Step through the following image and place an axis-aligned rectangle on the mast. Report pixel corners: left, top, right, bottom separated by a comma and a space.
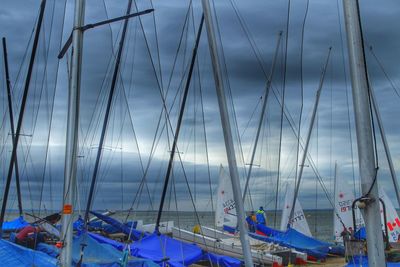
201, 0, 253, 265
83, 0, 133, 227
288, 48, 332, 226
155, 15, 204, 231
2, 37, 23, 216
242, 31, 282, 201
0, 0, 46, 238
342, 0, 386, 265
333, 161, 337, 239
60, 0, 85, 265
370, 87, 400, 208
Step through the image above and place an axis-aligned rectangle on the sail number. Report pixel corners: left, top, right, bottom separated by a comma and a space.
223, 199, 235, 214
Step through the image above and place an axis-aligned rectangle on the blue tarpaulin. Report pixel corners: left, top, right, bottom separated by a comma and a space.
346, 255, 400, 266
130, 233, 204, 267
354, 227, 366, 240
73, 233, 158, 267
90, 211, 145, 240
90, 212, 241, 266
36, 232, 158, 267
2, 216, 29, 231
251, 223, 344, 259
90, 230, 241, 266
206, 252, 241, 267
0, 239, 57, 267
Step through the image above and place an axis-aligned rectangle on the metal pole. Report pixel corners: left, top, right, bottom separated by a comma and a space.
333, 161, 337, 239
342, 0, 386, 265
0, 0, 46, 238
83, 0, 133, 227
242, 31, 282, 201
2, 37, 23, 216
155, 15, 204, 231
201, 0, 253, 265
370, 86, 400, 208
60, 0, 85, 265
288, 48, 332, 226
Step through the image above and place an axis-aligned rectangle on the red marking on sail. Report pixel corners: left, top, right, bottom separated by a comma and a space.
387, 218, 400, 231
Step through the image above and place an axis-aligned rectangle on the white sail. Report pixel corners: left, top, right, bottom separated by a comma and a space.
379, 188, 400, 242
280, 184, 312, 237
215, 165, 237, 228
333, 178, 364, 242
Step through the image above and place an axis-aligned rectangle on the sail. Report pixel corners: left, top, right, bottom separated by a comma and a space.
333, 176, 364, 242
280, 184, 312, 237
379, 188, 400, 242
215, 165, 237, 228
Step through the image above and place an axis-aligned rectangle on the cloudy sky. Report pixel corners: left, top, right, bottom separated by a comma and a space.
1, 0, 400, 219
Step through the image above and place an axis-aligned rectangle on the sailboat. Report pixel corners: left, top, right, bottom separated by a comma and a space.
280, 184, 312, 237
350, 188, 400, 244
333, 165, 364, 243
172, 165, 307, 265
171, 165, 297, 266
251, 196, 345, 261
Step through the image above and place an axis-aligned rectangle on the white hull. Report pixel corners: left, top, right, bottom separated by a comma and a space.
172, 226, 288, 266
136, 220, 174, 234
200, 226, 307, 262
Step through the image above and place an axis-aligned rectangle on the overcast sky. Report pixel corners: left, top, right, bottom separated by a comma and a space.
1, 0, 400, 217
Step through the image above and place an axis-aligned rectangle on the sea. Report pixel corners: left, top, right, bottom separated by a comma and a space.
6, 209, 336, 242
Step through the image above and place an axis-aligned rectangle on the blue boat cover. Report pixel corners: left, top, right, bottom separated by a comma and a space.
0, 239, 57, 267
129, 233, 204, 267
73, 216, 105, 234
346, 255, 400, 267
354, 227, 366, 240
35, 233, 158, 267
90, 212, 241, 266
88, 232, 126, 251
206, 252, 241, 267
223, 225, 236, 234
90, 211, 145, 240
73, 232, 158, 267
251, 223, 345, 259
90, 231, 241, 267
2, 216, 29, 231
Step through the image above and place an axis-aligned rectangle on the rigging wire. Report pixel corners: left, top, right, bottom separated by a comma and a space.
124, 1, 194, 220
355, 0, 380, 198
37, 0, 67, 216
294, 0, 309, 207
211, 0, 255, 210
274, 0, 291, 228
368, 46, 400, 99
336, 0, 357, 196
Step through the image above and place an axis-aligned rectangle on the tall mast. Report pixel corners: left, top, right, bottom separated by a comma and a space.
155, 15, 204, 231
201, 0, 253, 265
342, 0, 385, 265
333, 161, 338, 238
0, 0, 46, 238
370, 87, 400, 208
60, 0, 85, 265
2, 37, 23, 216
288, 48, 331, 226
83, 0, 133, 227
242, 31, 282, 201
